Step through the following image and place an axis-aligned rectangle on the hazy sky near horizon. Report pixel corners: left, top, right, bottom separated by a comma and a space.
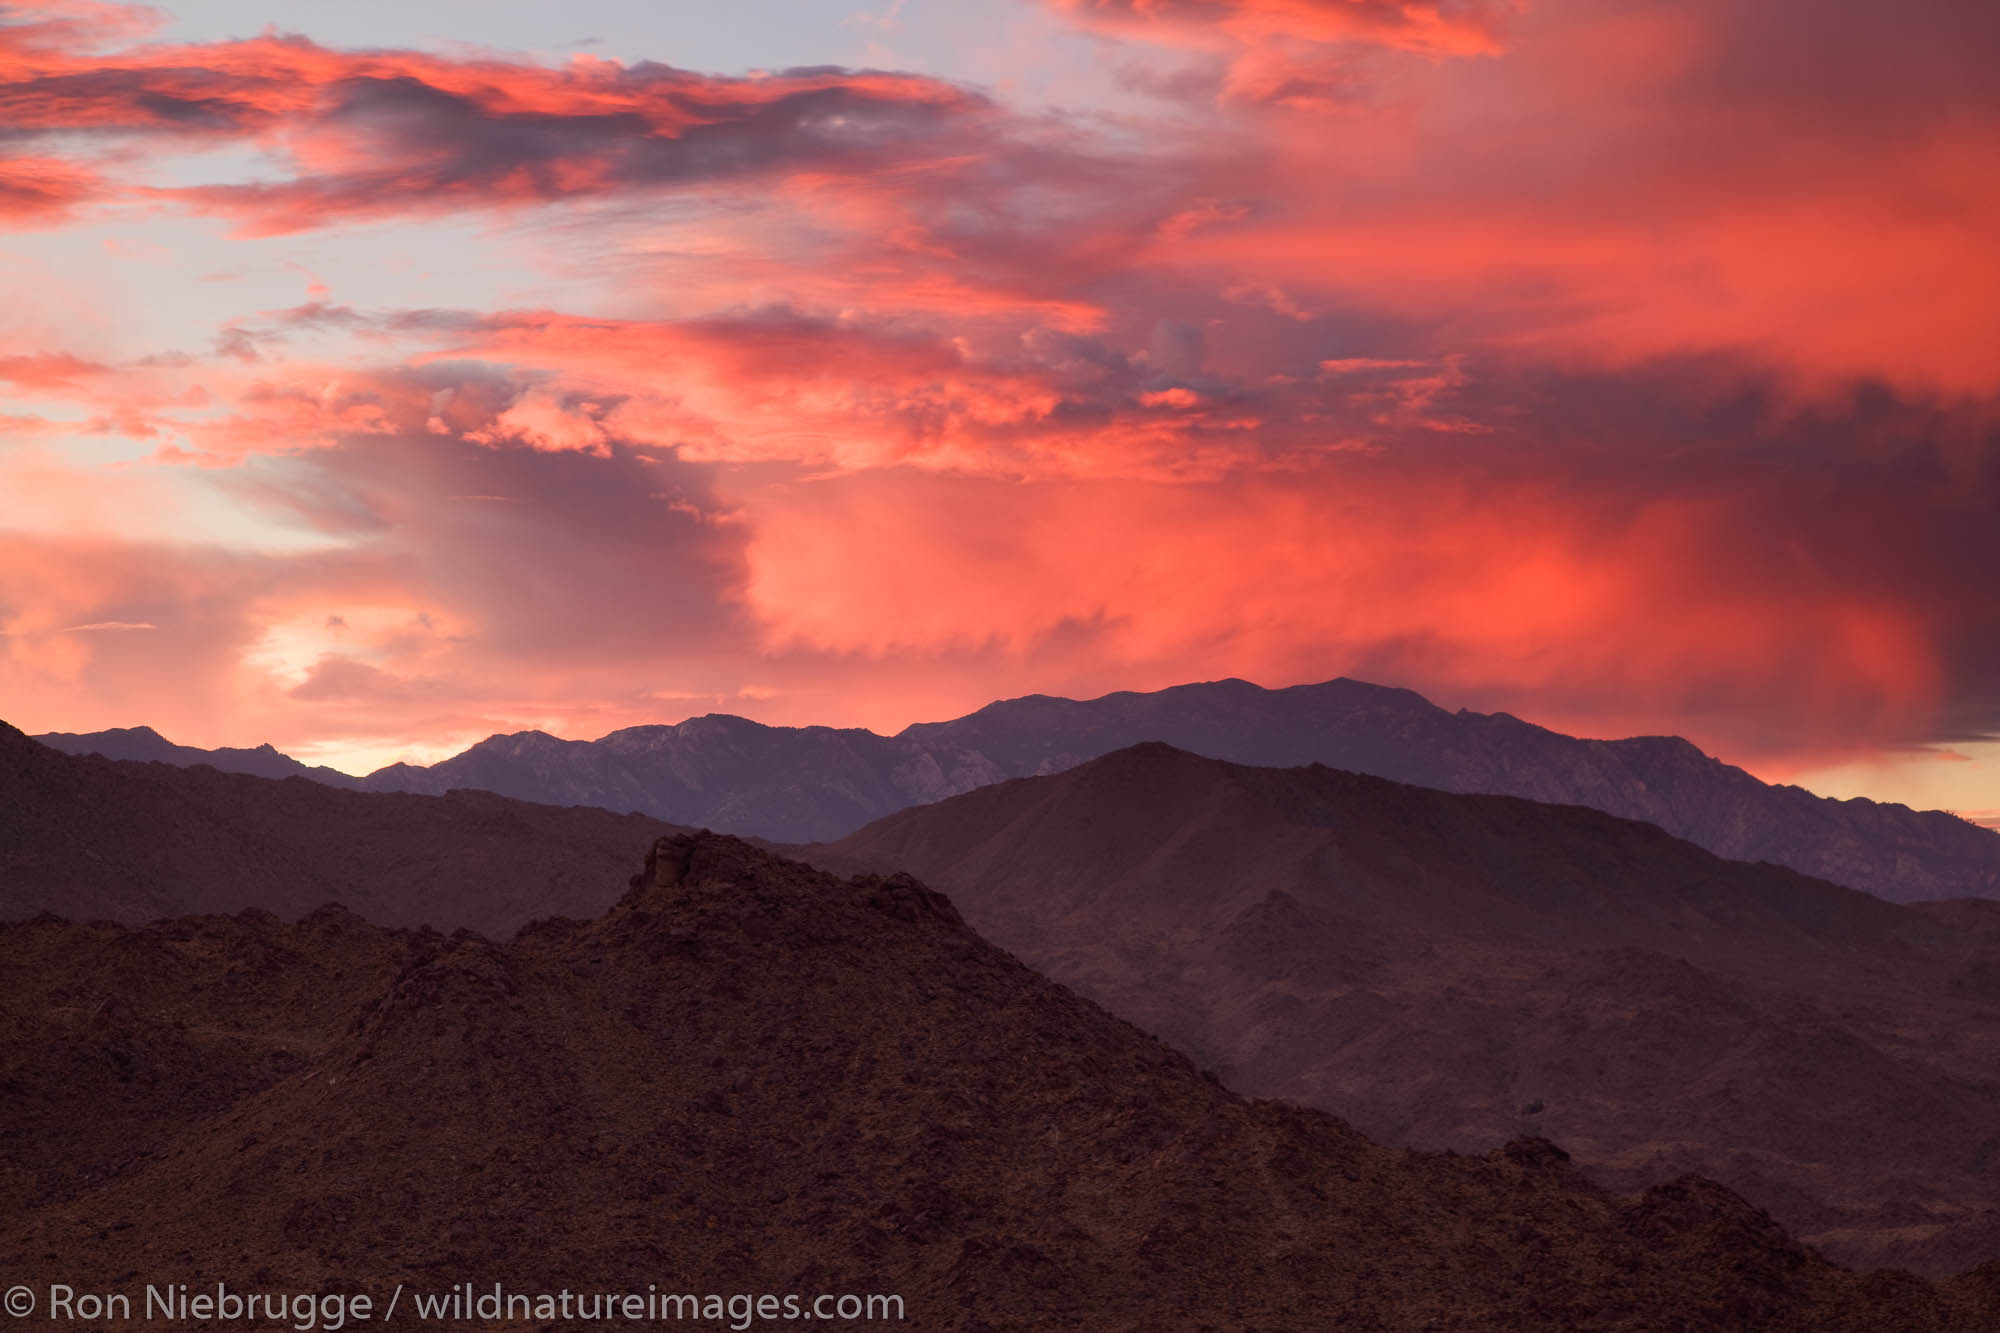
1, 0, 1996, 823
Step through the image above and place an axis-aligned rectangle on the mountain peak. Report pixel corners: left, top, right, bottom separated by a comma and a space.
677, 712, 759, 732
1170, 675, 1263, 693
478, 727, 562, 745
1103, 738, 1195, 759
621, 831, 965, 933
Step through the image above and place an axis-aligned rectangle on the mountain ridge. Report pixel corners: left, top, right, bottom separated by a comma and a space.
35, 675, 2000, 901
32, 723, 368, 788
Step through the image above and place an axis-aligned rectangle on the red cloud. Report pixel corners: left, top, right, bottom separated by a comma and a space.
0, 155, 98, 223
741, 462, 1961, 774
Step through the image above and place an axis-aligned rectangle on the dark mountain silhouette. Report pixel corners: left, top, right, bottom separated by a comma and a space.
34, 723, 365, 787
0, 720, 676, 936
39, 677, 2000, 901
5, 831, 1995, 1331
819, 743, 2000, 1277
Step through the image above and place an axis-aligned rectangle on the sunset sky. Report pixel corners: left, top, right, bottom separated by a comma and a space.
2, 0, 1996, 823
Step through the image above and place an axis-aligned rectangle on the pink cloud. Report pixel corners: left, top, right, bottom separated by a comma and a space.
0, 351, 108, 388
1, 0, 1996, 802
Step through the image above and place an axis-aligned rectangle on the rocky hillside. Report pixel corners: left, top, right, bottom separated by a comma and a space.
819, 743, 2000, 1277
5, 832, 1993, 1331
42, 677, 2000, 900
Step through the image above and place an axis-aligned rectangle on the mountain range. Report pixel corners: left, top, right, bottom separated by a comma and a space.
14, 713, 2000, 1282
7, 829, 1996, 1330
815, 743, 2000, 1278
38, 676, 2000, 902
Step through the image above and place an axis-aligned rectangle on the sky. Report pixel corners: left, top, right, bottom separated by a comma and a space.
1, 0, 1996, 825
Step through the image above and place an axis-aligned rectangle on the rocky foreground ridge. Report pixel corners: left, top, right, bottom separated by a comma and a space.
5, 832, 1998, 1331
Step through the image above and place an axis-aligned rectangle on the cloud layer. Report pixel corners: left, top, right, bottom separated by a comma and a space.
2, 0, 1996, 811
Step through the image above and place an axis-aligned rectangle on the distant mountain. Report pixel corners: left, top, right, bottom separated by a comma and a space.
40, 676, 2000, 899
0, 720, 675, 936
7, 830, 1994, 1330
819, 743, 2000, 1276
353, 713, 1009, 841
900, 678, 2000, 904
33, 723, 366, 787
